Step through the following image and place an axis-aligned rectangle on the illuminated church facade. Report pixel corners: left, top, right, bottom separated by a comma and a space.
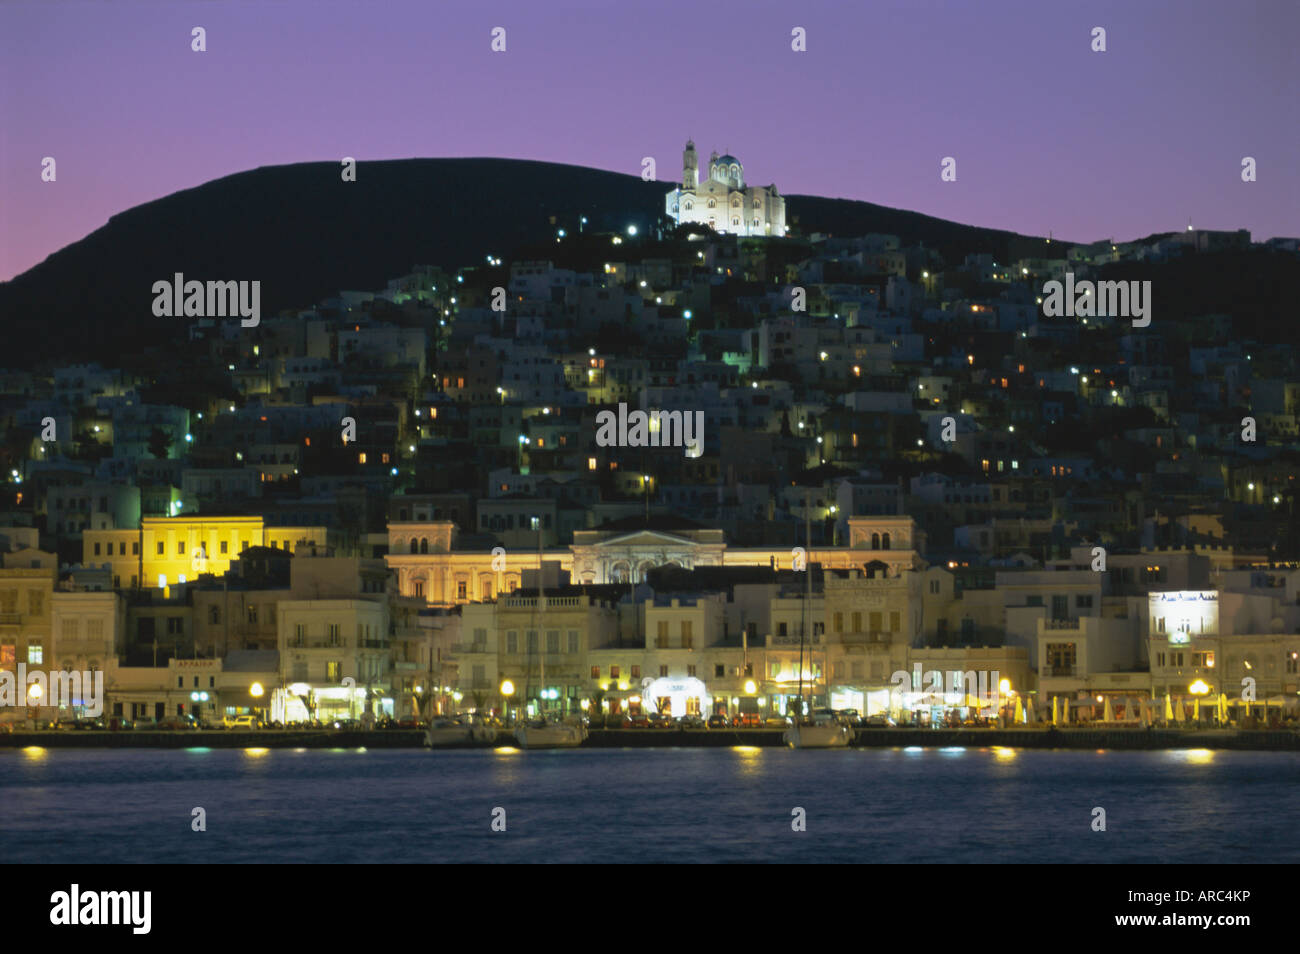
664, 140, 786, 237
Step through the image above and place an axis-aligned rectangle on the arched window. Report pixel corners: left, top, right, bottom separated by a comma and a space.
684, 200, 693, 210
731, 197, 740, 207
409, 537, 418, 554
871, 532, 881, 549
882, 532, 891, 550
707, 198, 716, 208
732, 218, 740, 226
420, 538, 429, 554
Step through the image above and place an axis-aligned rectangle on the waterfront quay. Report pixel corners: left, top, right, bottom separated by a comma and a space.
4, 726, 1300, 751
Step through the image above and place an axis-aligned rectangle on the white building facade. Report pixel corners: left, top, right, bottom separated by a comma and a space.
665, 141, 786, 237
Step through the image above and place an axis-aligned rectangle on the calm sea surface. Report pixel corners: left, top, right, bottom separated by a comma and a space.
2, 745, 1297, 863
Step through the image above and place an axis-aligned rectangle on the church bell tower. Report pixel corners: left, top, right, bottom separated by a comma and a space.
682, 140, 698, 190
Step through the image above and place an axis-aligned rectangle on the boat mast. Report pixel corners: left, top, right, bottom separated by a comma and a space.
537, 519, 545, 718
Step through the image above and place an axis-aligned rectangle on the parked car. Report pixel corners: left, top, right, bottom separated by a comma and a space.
156, 715, 200, 731
647, 712, 676, 729
330, 719, 363, 731
731, 713, 763, 728
765, 714, 793, 728
678, 715, 706, 729
224, 714, 261, 730
395, 716, 424, 729
622, 714, 651, 728
811, 708, 838, 726
706, 713, 730, 729
106, 714, 134, 731
862, 714, 896, 727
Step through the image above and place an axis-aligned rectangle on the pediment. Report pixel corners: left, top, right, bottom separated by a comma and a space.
587, 530, 700, 549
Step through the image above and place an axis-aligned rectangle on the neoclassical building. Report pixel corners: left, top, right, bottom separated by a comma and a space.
385, 516, 924, 607
665, 140, 786, 237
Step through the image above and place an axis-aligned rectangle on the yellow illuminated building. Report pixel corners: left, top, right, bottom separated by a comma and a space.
83, 516, 328, 590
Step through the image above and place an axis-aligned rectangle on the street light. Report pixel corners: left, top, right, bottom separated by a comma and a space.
501, 679, 515, 725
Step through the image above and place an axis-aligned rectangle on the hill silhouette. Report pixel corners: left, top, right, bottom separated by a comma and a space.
1, 157, 1060, 368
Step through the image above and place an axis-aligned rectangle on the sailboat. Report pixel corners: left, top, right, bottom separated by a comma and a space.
514, 528, 587, 750
784, 491, 851, 750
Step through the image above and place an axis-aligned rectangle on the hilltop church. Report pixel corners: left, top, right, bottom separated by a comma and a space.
665, 140, 786, 238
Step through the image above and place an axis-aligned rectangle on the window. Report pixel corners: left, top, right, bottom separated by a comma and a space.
659, 665, 669, 677
546, 631, 560, 654
687, 665, 696, 677
1076, 595, 1093, 609
526, 631, 537, 653
132, 541, 140, 555
778, 622, 788, 637
177, 541, 185, 555
715, 664, 725, 678
327, 623, 340, 643
27, 644, 43, 665
833, 612, 843, 633
929, 580, 940, 594
247, 606, 258, 624
94, 543, 101, 556
167, 616, 183, 635
630, 665, 641, 679
208, 606, 220, 625
413, 581, 424, 598
568, 630, 579, 654
681, 621, 693, 648
591, 666, 600, 679
157, 541, 165, 555
507, 631, 518, 654
327, 661, 342, 682
457, 581, 467, 600
890, 611, 901, 632
610, 665, 620, 679
220, 541, 228, 554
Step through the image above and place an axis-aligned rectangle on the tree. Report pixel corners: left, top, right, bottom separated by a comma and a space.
147, 427, 172, 460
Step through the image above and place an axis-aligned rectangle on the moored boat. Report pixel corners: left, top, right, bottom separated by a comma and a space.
424, 718, 495, 748
783, 721, 852, 748
513, 719, 587, 749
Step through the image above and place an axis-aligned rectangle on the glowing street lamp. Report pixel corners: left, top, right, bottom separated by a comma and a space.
501, 679, 515, 725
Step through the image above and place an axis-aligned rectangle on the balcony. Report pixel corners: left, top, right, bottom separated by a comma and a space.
841, 631, 893, 647
501, 596, 583, 609
1044, 618, 1081, 630
451, 642, 491, 654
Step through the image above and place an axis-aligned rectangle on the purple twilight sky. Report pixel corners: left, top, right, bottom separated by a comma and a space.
1, 0, 1296, 282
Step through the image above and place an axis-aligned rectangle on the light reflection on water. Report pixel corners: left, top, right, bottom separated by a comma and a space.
0, 746, 1295, 863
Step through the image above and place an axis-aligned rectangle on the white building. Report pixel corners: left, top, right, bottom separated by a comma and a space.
665, 141, 786, 237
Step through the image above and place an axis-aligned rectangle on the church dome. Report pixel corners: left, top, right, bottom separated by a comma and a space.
714, 154, 740, 167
